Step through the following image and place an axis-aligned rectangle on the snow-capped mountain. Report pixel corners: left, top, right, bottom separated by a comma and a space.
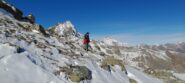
0, 5, 185, 83
48, 21, 80, 37
54, 21, 77, 36
101, 37, 128, 47
0, 12, 162, 83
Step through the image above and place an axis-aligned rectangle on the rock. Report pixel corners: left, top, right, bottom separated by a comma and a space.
34, 24, 48, 36
5, 30, 11, 37
58, 65, 92, 82
16, 46, 25, 53
72, 66, 92, 80
47, 27, 56, 35
17, 23, 32, 31
0, 0, 23, 20
0, 1, 36, 24
129, 78, 137, 83
99, 52, 106, 56
27, 14, 35, 24
33, 40, 37, 44
55, 21, 79, 37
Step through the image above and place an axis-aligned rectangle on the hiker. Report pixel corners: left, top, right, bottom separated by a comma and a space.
83, 32, 90, 51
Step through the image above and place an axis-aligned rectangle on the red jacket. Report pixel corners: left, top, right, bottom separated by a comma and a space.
83, 39, 89, 44
83, 34, 90, 44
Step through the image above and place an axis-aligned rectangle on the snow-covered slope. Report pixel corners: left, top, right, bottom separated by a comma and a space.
0, 44, 61, 83
0, 10, 185, 83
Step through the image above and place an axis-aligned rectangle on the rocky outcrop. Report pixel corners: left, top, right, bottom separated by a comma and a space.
55, 65, 92, 82
0, 0, 35, 24
49, 21, 80, 37
0, 0, 23, 20
47, 27, 57, 36
34, 24, 48, 36
27, 14, 35, 24
22, 14, 35, 24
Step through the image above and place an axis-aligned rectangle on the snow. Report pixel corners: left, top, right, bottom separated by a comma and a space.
0, 44, 15, 58
173, 73, 185, 81
145, 49, 169, 60
0, 11, 178, 83
55, 21, 77, 37
32, 30, 40, 33
85, 59, 129, 83
0, 44, 62, 83
126, 66, 163, 83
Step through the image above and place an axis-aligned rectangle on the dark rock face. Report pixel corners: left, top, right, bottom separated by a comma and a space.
16, 47, 25, 53
27, 14, 35, 24
0, 0, 35, 24
23, 14, 35, 24
0, 0, 23, 20
35, 24, 48, 36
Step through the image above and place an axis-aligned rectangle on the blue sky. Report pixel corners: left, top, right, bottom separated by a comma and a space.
6, 0, 185, 45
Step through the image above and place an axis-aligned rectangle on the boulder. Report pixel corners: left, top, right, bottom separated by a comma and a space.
34, 24, 48, 36
27, 14, 35, 24
71, 66, 92, 81
47, 27, 57, 35
58, 65, 92, 82
16, 46, 25, 53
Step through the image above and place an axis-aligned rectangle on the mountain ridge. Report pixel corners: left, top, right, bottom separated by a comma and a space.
0, 1, 185, 83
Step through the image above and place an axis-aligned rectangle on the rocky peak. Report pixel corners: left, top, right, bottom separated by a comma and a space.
48, 21, 80, 38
